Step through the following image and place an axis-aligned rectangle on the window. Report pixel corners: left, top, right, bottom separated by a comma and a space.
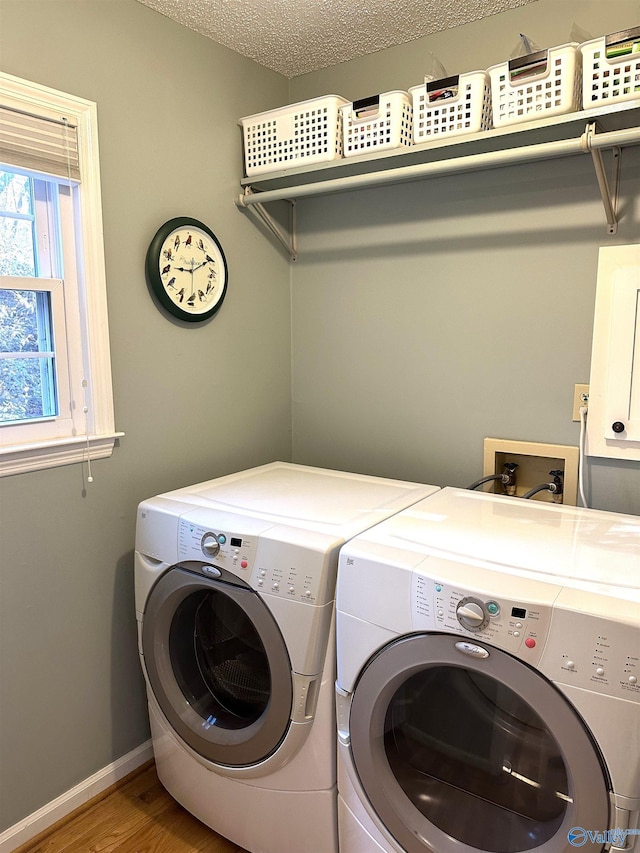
0, 72, 121, 476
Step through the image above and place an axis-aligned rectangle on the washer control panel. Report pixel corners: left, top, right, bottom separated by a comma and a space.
412, 572, 552, 666
178, 519, 255, 576
246, 538, 328, 605
178, 515, 328, 605
251, 563, 319, 603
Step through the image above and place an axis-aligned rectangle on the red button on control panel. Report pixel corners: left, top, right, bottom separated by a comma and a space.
241, 560, 248, 569
525, 638, 536, 649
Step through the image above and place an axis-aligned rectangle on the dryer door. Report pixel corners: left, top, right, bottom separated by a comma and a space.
142, 564, 292, 766
349, 633, 611, 853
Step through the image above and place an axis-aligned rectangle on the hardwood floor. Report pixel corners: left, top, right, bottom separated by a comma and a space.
14, 761, 249, 853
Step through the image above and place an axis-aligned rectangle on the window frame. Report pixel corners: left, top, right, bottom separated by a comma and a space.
0, 71, 122, 477
0, 275, 70, 433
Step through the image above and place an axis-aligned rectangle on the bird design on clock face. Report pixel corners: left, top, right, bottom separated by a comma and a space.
146, 217, 228, 322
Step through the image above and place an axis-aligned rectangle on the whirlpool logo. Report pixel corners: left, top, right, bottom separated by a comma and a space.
568, 827, 640, 847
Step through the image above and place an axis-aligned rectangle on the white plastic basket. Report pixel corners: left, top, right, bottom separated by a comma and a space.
239, 95, 348, 177
487, 43, 582, 127
409, 72, 492, 142
581, 27, 640, 109
341, 91, 413, 157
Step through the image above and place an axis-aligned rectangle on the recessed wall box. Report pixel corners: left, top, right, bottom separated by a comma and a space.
483, 438, 579, 505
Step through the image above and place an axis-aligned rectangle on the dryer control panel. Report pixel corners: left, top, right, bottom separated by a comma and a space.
539, 603, 640, 703
411, 555, 558, 666
411, 555, 640, 702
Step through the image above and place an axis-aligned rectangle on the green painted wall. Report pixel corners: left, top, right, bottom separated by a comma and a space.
0, 0, 290, 831
288, 0, 640, 514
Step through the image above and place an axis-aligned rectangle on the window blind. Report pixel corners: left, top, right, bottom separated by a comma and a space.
0, 105, 80, 181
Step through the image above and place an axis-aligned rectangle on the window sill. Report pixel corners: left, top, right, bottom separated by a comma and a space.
0, 432, 125, 477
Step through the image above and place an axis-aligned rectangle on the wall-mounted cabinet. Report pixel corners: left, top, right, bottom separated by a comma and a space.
588, 244, 640, 462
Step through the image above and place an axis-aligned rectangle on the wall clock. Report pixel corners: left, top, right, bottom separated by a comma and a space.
146, 217, 228, 322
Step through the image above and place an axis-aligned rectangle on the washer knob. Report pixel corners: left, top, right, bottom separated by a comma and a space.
612, 421, 626, 434
201, 533, 221, 558
456, 600, 487, 630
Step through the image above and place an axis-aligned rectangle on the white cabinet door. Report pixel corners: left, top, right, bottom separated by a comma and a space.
588, 244, 640, 459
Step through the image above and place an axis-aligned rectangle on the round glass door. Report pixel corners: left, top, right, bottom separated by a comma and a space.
143, 566, 293, 766
349, 634, 610, 853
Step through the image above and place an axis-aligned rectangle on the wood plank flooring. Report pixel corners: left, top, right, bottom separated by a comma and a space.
14, 761, 249, 853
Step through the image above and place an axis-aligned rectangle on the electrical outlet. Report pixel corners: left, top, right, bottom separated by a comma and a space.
572, 384, 590, 421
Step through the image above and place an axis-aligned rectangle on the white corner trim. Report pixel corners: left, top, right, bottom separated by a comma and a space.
0, 740, 153, 853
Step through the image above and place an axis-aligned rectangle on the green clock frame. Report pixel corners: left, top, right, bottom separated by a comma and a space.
146, 217, 228, 323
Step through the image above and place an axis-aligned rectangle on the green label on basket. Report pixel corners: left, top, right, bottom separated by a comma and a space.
605, 39, 640, 59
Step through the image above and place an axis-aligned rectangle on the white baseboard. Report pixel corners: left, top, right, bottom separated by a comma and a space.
0, 740, 153, 853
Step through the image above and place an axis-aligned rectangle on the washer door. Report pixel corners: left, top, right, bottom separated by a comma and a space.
349, 633, 610, 853
142, 564, 293, 766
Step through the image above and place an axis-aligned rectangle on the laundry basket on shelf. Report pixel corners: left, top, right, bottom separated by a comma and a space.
239, 95, 348, 177
487, 43, 582, 127
410, 72, 492, 141
580, 27, 640, 109
341, 91, 413, 157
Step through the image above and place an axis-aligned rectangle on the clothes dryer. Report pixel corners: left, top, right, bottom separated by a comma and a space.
336, 487, 640, 853
134, 462, 438, 853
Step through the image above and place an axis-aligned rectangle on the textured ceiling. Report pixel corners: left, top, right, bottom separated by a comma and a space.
135, 0, 538, 78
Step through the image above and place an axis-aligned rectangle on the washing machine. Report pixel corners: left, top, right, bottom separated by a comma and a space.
336, 486, 640, 853
134, 462, 438, 853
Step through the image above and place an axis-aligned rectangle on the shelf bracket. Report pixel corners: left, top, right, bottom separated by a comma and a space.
583, 122, 621, 235
237, 187, 297, 260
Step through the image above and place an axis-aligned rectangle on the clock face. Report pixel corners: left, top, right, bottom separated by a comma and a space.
146, 217, 228, 322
